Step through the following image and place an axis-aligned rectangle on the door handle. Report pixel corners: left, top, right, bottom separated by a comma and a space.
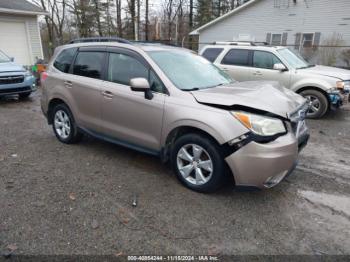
253, 71, 263, 76
64, 81, 73, 88
101, 90, 114, 98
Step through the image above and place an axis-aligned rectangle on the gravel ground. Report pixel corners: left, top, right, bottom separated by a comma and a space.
0, 91, 350, 257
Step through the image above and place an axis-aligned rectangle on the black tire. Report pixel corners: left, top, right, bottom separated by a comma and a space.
300, 89, 328, 119
51, 103, 83, 144
18, 92, 31, 99
171, 133, 228, 193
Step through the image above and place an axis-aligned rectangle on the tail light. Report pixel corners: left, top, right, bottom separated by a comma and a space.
41, 71, 48, 83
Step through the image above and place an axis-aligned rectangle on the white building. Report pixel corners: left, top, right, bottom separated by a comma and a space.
190, 0, 350, 65
0, 0, 47, 66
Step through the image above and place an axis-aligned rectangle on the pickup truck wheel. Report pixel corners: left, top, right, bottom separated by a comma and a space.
300, 89, 328, 118
52, 104, 83, 144
171, 133, 227, 193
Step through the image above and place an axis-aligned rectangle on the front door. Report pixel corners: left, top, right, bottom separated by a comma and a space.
100, 50, 165, 152
251, 50, 291, 88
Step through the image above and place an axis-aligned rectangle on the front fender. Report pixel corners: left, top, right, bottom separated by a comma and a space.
162, 119, 228, 146
291, 78, 333, 93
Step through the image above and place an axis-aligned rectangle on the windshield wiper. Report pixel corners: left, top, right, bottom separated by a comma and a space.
182, 83, 230, 91
182, 87, 200, 91
298, 64, 315, 69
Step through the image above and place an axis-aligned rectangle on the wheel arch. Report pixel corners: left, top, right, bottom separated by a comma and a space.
161, 124, 226, 164
47, 97, 70, 124
295, 86, 330, 105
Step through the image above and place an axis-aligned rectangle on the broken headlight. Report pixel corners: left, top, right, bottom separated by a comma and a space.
232, 111, 286, 137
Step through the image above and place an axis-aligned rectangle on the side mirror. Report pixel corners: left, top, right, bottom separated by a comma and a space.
273, 63, 287, 71
130, 77, 153, 100
10, 57, 14, 62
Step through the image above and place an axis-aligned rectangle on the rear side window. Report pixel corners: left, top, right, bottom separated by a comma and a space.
73, 52, 105, 79
53, 48, 77, 73
202, 48, 223, 62
221, 49, 250, 66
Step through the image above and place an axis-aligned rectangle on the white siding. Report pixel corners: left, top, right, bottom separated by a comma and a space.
0, 13, 43, 65
198, 0, 350, 51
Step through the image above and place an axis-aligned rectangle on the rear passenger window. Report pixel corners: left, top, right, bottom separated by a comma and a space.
202, 48, 223, 62
53, 48, 77, 73
221, 49, 250, 66
73, 52, 105, 79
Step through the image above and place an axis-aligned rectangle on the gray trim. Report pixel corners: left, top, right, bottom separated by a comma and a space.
0, 0, 45, 14
282, 32, 288, 46
266, 33, 272, 44
295, 33, 301, 50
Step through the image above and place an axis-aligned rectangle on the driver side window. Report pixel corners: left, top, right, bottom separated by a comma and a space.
253, 51, 282, 70
108, 52, 165, 93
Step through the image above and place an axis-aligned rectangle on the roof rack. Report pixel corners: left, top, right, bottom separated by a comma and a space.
213, 41, 270, 46
69, 37, 132, 44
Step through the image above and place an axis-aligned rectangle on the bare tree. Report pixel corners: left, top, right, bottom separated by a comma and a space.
127, 0, 136, 39
145, 0, 149, 40
116, 0, 123, 37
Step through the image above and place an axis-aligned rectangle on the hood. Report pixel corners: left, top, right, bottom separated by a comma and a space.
191, 81, 306, 118
0, 62, 25, 73
299, 65, 350, 80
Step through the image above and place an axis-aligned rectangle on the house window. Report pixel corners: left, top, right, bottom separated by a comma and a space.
271, 34, 282, 45
301, 33, 314, 48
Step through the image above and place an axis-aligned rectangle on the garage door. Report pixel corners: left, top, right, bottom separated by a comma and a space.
0, 20, 31, 65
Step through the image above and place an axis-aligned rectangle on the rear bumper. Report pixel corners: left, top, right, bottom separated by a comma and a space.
0, 76, 36, 96
225, 132, 309, 189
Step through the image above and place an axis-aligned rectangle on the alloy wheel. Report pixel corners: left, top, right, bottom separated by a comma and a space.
54, 110, 71, 139
176, 144, 213, 185
305, 95, 321, 117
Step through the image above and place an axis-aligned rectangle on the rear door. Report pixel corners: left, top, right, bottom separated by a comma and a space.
251, 50, 291, 88
100, 47, 165, 152
217, 48, 253, 81
68, 47, 106, 131
201, 47, 224, 63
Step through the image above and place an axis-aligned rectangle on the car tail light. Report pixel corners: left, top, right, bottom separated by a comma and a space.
41, 71, 48, 83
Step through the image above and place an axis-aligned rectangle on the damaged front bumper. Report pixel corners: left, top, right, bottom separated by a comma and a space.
225, 103, 310, 189
328, 88, 349, 109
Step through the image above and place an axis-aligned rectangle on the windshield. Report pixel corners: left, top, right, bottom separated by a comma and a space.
0, 50, 11, 63
277, 48, 311, 69
148, 50, 234, 90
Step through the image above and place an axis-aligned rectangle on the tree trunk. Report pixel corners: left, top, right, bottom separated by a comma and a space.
116, 0, 123, 37
145, 0, 149, 41
93, 0, 103, 36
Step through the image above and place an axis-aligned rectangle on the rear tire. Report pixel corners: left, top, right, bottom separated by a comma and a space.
171, 133, 227, 193
300, 89, 328, 118
52, 104, 83, 144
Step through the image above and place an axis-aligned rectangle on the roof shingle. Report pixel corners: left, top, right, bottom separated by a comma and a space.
0, 0, 46, 14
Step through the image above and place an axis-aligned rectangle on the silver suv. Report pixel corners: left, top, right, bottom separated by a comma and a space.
41, 41, 309, 192
201, 42, 350, 118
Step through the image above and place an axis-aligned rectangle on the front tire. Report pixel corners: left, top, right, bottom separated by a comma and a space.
300, 89, 328, 118
52, 104, 83, 144
171, 133, 227, 193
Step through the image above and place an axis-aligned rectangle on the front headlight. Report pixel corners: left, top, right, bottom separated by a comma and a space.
24, 71, 33, 77
232, 111, 286, 137
336, 80, 350, 90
